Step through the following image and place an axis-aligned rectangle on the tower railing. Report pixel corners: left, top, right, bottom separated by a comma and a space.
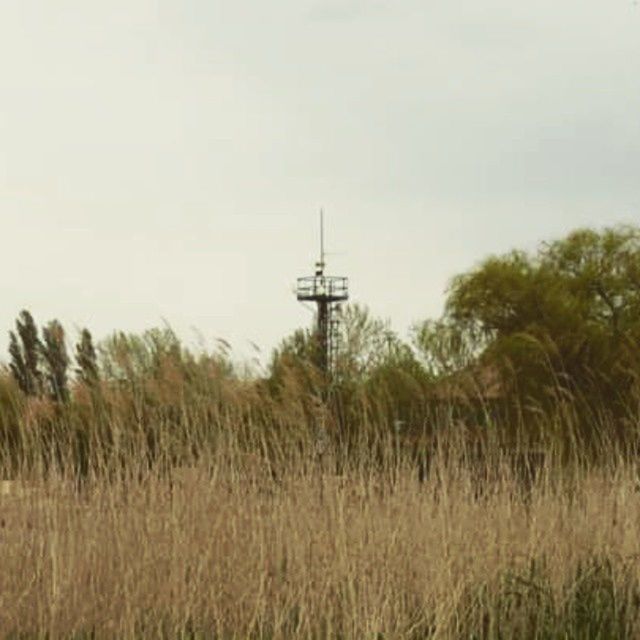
296, 275, 348, 302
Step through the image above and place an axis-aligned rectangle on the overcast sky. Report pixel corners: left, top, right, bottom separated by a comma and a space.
1, 0, 639, 363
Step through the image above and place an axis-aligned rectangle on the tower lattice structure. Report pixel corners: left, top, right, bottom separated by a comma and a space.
296, 212, 348, 378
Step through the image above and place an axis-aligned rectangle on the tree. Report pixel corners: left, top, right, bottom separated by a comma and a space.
336, 304, 398, 380
41, 320, 70, 403
75, 328, 99, 386
8, 310, 42, 396
437, 225, 640, 410
541, 227, 640, 337
267, 327, 323, 397
412, 318, 487, 378
8, 331, 28, 395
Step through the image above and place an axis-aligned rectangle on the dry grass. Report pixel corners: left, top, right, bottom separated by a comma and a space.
1, 454, 640, 639
1, 339, 639, 638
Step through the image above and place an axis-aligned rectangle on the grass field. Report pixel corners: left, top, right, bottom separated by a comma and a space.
1, 327, 640, 638
1, 428, 640, 639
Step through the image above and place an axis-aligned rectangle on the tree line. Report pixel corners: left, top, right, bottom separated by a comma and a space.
272, 224, 640, 447
7, 311, 98, 403
6, 224, 640, 421
2, 224, 640, 476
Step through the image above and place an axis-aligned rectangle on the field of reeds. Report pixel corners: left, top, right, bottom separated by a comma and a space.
1, 326, 640, 639
2, 425, 640, 638
2, 450, 640, 639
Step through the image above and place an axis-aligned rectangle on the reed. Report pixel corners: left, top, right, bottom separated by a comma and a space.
1, 337, 639, 638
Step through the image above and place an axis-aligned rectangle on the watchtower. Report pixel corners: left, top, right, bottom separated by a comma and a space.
296, 211, 349, 377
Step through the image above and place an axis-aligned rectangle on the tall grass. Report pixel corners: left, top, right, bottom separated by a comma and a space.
1, 334, 640, 638
2, 450, 640, 638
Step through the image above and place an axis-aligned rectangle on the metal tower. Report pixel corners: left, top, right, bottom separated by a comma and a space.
296, 211, 349, 378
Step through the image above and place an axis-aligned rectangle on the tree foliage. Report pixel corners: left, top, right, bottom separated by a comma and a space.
41, 320, 70, 403
3, 225, 640, 465
439, 225, 640, 411
9, 310, 42, 396
75, 328, 99, 387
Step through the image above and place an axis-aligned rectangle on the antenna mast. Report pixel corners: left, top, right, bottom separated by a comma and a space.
296, 210, 349, 378
319, 208, 325, 269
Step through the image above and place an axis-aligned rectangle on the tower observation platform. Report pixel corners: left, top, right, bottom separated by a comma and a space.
296, 274, 348, 303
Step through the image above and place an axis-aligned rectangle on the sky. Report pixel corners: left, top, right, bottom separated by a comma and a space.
1, 0, 639, 364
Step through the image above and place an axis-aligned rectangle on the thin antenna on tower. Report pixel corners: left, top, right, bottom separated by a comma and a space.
320, 208, 325, 268
316, 209, 325, 276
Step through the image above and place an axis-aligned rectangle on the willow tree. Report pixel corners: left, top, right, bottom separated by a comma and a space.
428, 226, 640, 430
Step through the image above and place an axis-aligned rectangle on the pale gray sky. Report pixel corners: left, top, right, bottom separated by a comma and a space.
1, 0, 639, 362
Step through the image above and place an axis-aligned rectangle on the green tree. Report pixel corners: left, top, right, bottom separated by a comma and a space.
8, 310, 42, 396
75, 328, 99, 386
41, 320, 70, 403
412, 318, 487, 378
267, 327, 323, 396
337, 303, 397, 380
437, 225, 640, 411
8, 332, 28, 395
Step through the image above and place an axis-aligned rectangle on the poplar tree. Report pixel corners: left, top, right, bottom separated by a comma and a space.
75, 328, 99, 386
8, 331, 29, 394
41, 320, 70, 403
8, 310, 42, 396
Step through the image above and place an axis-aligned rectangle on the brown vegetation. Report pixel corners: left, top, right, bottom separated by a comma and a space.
3, 225, 640, 636
1, 439, 639, 638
